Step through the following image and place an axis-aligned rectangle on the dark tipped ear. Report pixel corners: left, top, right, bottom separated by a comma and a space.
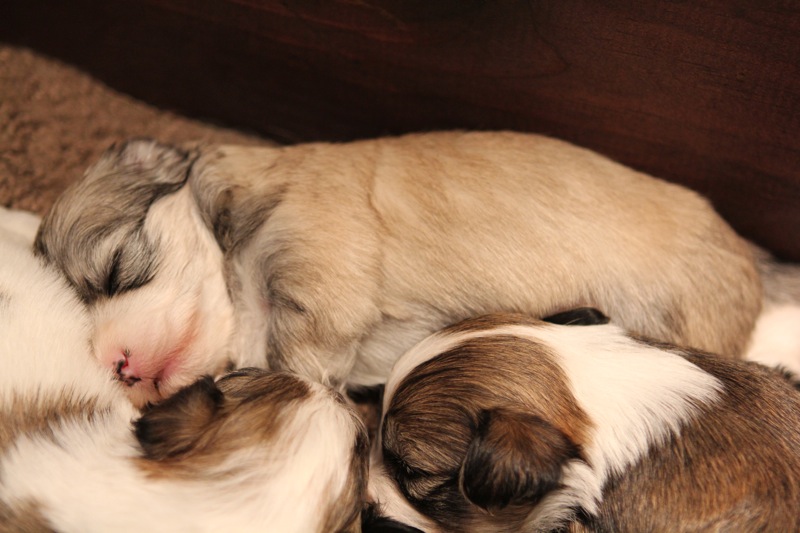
134, 376, 223, 460
459, 408, 581, 512
104, 139, 194, 182
543, 307, 610, 326
360, 503, 425, 533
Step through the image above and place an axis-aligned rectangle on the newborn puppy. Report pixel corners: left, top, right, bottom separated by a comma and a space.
34, 131, 762, 405
372, 311, 800, 532
0, 215, 367, 532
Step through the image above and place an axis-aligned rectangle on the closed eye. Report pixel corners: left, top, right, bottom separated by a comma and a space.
383, 447, 427, 478
100, 235, 157, 299
105, 248, 124, 297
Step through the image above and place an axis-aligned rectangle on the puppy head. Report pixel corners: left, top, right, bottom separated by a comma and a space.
135, 368, 369, 533
377, 314, 591, 531
374, 311, 724, 531
35, 140, 236, 407
35, 139, 192, 302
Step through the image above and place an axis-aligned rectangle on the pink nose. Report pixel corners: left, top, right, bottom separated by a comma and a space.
115, 350, 141, 387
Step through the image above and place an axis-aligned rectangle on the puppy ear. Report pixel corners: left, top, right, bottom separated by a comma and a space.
543, 307, 610, 326
459, 408, 581, 512
104, 138, 194, 183
134, 376, 223, 460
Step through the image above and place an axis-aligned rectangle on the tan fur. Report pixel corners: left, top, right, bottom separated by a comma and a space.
193, 132, 761, 382
37, 131, 763, 396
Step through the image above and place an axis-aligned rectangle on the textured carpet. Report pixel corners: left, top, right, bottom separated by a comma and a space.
0, 45, 271, 216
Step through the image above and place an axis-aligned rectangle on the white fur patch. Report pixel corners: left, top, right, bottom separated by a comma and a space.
0, 382, 360, 533
745, 303, 800, 375
0, 216, 124, 410
91, 187, 235, 405
0, 207, 41, 245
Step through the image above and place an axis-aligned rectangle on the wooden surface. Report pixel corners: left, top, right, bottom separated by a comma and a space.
3, 0, 799, 259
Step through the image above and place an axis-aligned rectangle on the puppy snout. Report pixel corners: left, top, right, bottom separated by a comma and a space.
114, 349, 142, 387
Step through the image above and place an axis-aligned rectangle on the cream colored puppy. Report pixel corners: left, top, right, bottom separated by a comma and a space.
35, 131, 762, 405
0, 210, 367, 533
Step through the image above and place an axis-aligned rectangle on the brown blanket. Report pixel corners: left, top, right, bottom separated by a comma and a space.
0, 45, 270, 216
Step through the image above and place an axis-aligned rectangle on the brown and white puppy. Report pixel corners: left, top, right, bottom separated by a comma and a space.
0, 211, 367, 533
371, 311, 800, 532
34, 131, 762, 405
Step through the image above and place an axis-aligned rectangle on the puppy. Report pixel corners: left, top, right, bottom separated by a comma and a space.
0, 214, 367, 533
371, 311, 800, 532
34, 131, 762, 405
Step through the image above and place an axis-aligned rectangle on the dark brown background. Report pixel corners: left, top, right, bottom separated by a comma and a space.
3, 0, 799, 259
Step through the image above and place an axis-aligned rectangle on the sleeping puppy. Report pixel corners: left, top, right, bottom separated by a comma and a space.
34, 131, 763, 405
371, 310, 800, 532
0, 215, 367, 533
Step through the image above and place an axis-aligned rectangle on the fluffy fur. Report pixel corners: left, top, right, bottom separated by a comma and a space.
371, 312, 800, 532
35, 131, 763, 405
745, 245, 800, 374
0, 208, 367, 533
745, 303, 800, 375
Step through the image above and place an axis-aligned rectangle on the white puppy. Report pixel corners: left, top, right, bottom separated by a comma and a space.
0, 209, 367, 533
370, 311, 800, 532
34, 131, 763, 405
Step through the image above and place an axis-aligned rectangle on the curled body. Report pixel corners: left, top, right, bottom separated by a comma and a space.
370, 311, 800, 532
0, 210, 367, 533
35, 131, 762, 405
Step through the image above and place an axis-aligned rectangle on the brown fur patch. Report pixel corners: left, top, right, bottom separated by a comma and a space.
0, 394, 101, 453
134, 369, 312, 479
439, 312, 545, 336
0, 500, 55, 533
